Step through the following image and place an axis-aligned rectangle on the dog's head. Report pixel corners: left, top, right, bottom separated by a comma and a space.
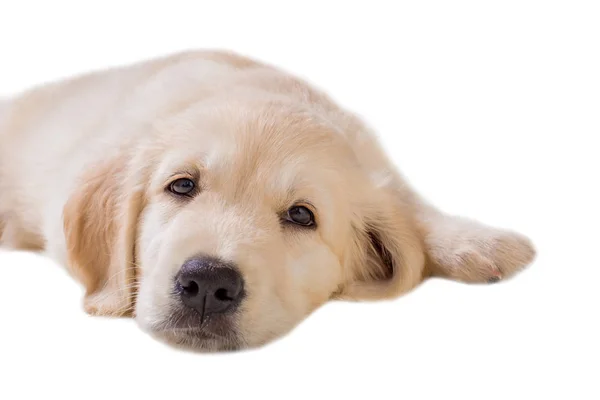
63, 100, 424, 351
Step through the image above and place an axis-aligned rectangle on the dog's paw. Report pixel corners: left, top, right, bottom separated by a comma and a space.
83, 291, 133, 317
428, 218, 536, 283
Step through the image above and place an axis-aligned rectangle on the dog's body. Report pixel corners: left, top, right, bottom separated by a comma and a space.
0, 51, 535, 351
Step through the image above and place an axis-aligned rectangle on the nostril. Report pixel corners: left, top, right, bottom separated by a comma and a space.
177, 257, 245, 317
214, 288, 234, 302
181, 280, 200, 296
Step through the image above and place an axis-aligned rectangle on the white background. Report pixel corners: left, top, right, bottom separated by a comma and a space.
0, 1, 598, 399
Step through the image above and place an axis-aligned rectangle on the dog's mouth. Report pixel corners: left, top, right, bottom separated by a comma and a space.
154, 327, 241, 352
147, 306, 243, 352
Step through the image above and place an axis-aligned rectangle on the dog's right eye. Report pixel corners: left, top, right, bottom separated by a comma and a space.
284, 205, 316, 227
169, 178, 196, 196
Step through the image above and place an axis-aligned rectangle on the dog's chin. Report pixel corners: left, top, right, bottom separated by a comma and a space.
152, 328, 242, 352
139, 305, 245, 352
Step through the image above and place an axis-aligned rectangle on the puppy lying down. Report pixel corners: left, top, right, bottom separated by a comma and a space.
0, 51, 535, 351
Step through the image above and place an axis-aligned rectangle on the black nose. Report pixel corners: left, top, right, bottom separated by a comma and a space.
176, 257, 244, 319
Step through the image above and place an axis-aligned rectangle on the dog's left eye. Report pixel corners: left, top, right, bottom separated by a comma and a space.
169, 178, 196, 196
285, 206, 315, 227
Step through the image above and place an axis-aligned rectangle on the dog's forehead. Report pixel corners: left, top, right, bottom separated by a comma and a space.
152, 102, 364, 204
205, 128, 346, 199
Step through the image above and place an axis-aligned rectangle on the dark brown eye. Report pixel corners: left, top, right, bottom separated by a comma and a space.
286, 206, 315, 227
169, 178, 195, 196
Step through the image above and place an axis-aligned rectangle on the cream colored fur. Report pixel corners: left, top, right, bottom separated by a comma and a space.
0, 51, 535, 351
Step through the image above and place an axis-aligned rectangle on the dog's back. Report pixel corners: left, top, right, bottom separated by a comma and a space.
0, 60, 170, 251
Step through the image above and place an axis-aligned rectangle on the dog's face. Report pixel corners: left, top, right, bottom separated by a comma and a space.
63, 101, 424, 351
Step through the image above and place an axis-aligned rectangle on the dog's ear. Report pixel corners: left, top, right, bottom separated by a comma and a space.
338, 193, 426, 301
63, 155, 145, 316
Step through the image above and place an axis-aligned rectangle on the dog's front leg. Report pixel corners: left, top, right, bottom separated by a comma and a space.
411, 200, 536, 284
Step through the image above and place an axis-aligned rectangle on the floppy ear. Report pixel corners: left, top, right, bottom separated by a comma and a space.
339, 195, 426, 301
63, 156, 145, 316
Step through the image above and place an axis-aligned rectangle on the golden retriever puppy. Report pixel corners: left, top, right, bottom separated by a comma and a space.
0, 51, 535, 351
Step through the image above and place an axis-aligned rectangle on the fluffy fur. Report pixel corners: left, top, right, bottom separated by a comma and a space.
0, 51, 535, 351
